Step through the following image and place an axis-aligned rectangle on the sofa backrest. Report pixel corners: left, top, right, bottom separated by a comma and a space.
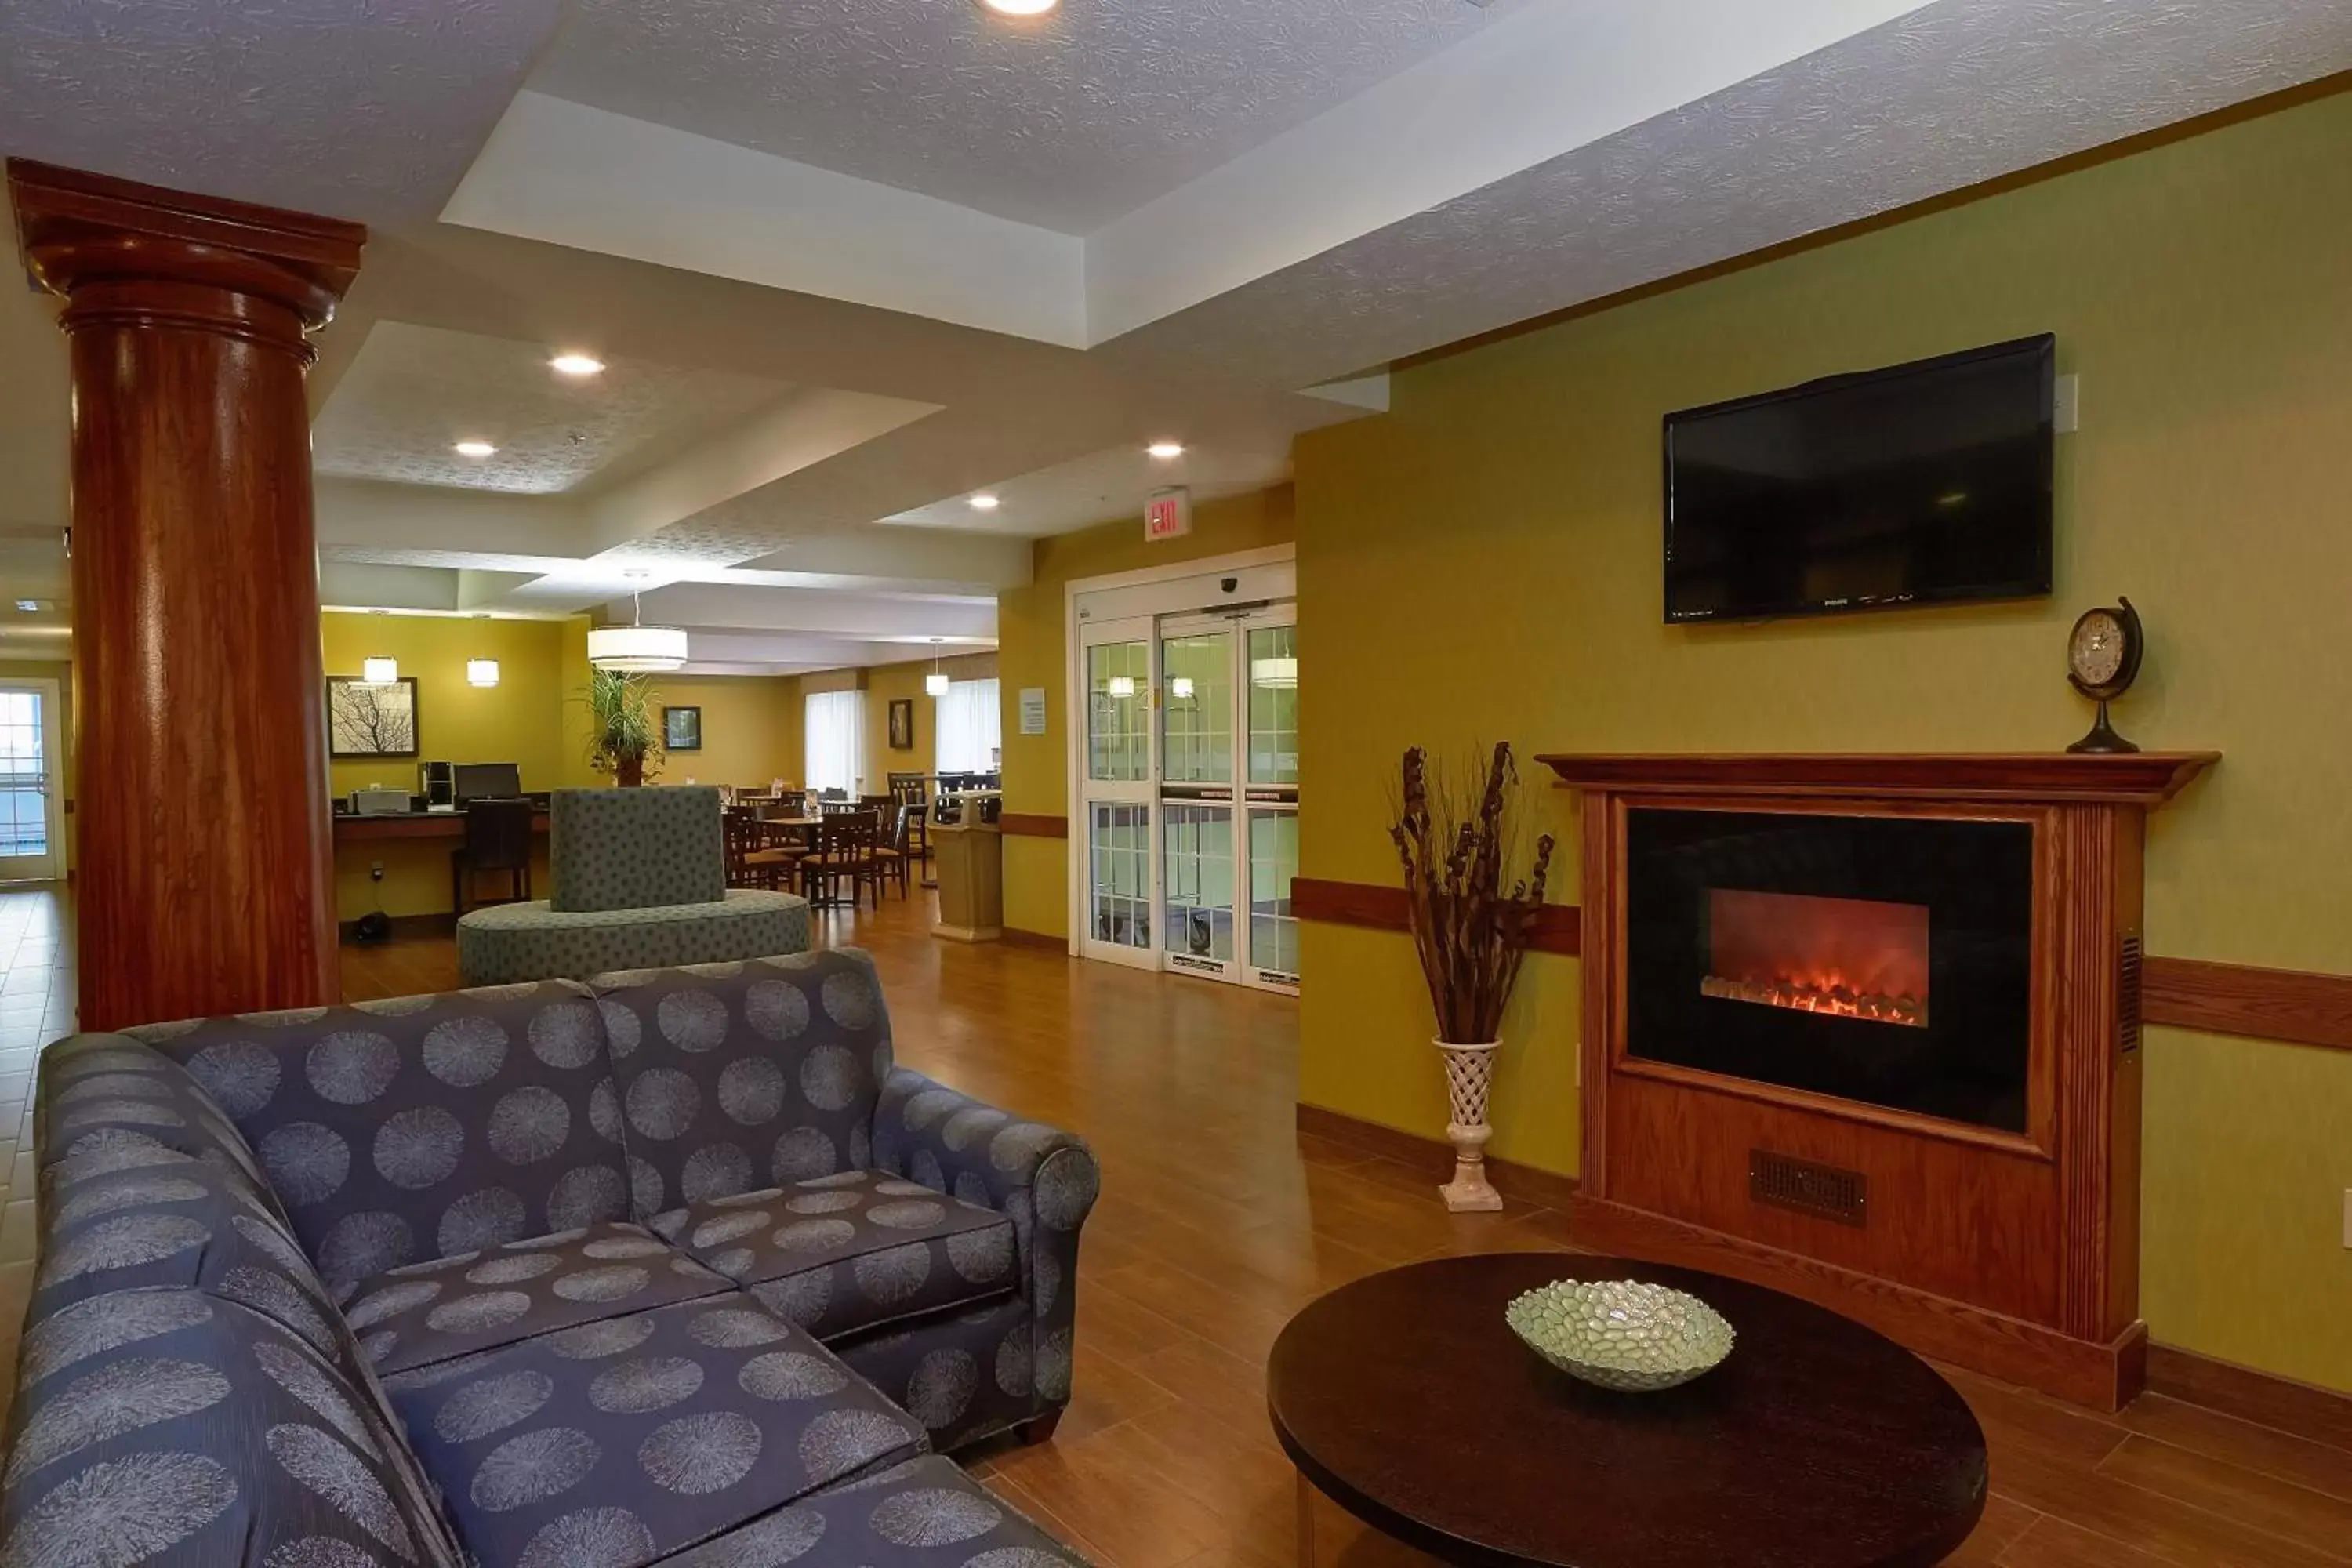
589, 948, 895, 1223
4, 1287, 465, 1566
550, 785, 726, 913
139, 979, 630, 1294
11, 1036, 466, 1566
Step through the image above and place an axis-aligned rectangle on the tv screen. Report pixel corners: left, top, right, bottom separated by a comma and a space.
1664, 335, 2054, 622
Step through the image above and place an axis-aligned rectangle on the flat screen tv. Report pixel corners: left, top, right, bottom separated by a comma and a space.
1664, 335, 2054, 622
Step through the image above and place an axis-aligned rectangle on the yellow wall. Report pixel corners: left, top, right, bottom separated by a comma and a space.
646, 673, 802, 793
324, 615, 800, 920
0, 656, 74, 873
322, 614, 568, 920
996, 486, 1297, 936
321, 613, 569, 798
850, 652, 999, 791
860, 662, 929, 794
1293, 89, 2352, 1389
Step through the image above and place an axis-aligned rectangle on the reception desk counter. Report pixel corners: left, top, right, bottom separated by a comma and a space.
332, 809, 553, 929
334, 809, 550, 843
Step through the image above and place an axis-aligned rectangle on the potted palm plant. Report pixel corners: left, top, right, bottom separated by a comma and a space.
584, 667, 663, 787
1391, 742, 1555, 1211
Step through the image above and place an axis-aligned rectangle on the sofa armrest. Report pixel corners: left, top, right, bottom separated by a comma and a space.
871, 1066, 1099, 1405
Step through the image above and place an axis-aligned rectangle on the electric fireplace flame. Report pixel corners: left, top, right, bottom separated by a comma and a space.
1703, 888, 1930, 1029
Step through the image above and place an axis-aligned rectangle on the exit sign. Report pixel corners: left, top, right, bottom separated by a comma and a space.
1144, 486, 1192, 542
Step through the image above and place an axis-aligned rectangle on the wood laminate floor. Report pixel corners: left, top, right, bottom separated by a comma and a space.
4, 880, 2350, 1565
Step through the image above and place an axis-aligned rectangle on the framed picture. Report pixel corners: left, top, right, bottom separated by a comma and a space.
887, 698, 915, 750
326, 676, 419, 758
664, 706, 702, 752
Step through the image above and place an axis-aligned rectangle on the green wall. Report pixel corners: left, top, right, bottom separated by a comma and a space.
1294, 89, 2352, 1390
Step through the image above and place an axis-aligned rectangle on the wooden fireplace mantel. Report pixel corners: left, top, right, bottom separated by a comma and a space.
1548, 747, 2216, 1410
1536, 751, 2219, 804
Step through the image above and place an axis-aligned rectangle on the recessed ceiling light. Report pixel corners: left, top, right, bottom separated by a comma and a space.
1146, 441, 1185, 459
968, 494, 1001, 511
454, 439, 497, 458
981, 0, 1058, 15
550, 353, 605, 377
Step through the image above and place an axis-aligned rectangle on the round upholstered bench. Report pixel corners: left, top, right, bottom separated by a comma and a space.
456, 889, 812, 985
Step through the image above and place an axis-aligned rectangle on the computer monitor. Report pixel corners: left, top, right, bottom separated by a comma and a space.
453, 762, 523, 803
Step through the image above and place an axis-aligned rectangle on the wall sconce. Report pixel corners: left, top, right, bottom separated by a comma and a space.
467, 659, 500, 688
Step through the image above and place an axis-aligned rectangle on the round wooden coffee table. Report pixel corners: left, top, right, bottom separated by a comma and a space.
1268, 1254, 1986, 1567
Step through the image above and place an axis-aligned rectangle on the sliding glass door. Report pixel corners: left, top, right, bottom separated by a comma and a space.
1077, 616, 1159, 971
1071, 593, 1298, 992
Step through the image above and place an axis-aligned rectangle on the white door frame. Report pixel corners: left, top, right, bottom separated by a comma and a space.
0, 675, 65, 883
1061, 543, 1297, 964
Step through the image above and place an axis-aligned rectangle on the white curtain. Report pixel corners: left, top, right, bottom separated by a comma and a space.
804, 688, 864, 794
935, 678, 1002, 774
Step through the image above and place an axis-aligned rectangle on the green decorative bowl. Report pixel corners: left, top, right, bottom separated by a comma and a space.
1505, 1278, 1736, 1392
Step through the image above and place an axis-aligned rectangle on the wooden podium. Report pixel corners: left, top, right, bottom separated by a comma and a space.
931, 819, 1004, 943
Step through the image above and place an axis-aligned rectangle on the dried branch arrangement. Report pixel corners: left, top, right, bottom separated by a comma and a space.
1391, 742, 1557, 1044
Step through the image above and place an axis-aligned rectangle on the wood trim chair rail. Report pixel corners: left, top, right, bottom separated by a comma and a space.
1293, 877, 2352, 1054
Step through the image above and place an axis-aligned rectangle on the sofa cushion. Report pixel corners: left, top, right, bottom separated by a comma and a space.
456, 891, 811, 986
655, 1454, 1086, 1568
342, 1222, 733, 1377
657, 1171, 1017, 1343
140, 979, 633, 1294
2, 1288, 465, 1567
592, 952, 893, 1218
551, 786, 727, 913
385, 1294, 927, 1568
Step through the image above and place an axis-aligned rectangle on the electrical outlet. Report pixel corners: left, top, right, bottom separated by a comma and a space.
2055, 373, 2080, 434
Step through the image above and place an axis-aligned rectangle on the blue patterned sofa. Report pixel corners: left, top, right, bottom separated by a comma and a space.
2, 949, 1098, 1568
456, 786, 811, 985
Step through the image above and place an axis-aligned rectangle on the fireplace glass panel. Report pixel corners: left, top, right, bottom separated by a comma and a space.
1705, 889, 1930, 1028
1626, 808, 2033, 1132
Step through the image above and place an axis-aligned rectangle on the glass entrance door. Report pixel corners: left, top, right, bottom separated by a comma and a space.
1156, 606, 1297, 993
1077, 616, 1159, 971
1243, 617, 1300, 988
0, 681, 63, 883
1157, 616, 1237, 981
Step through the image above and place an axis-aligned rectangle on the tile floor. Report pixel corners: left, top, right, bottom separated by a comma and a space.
0, 885, 73, 1406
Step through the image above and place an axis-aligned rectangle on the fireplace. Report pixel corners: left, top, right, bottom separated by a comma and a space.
1625, 809, 2032, 1131
1539, 751, 2218, 1410
1704, 890, 1931, 1027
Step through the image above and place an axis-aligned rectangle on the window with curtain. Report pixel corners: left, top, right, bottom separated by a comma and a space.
935, 677, 1001, 775
804, 688, 865, 795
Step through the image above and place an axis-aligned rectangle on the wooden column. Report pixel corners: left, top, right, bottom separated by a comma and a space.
8, 160, 365, 1029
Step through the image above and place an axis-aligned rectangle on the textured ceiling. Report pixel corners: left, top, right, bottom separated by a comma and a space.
0, 0, 561, 224
1101, 0, 2352, 389
528, 0, 1497, 234
877, 442, 1294, 535
311, 325, 795, 495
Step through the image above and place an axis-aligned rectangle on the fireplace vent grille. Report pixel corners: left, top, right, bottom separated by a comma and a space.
1749, 1149, 1868, 1226
2118, 934, 2143, 1055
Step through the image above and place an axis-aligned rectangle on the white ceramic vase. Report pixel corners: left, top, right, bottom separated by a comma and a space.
1434, 1037, 1504, 1213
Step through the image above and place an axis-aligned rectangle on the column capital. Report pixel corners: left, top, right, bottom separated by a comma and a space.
9, 158, 366, 346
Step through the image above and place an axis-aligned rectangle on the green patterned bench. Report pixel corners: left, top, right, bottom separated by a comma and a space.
456, 785, 812, 983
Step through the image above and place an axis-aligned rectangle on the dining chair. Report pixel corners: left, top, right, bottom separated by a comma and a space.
871, 798, 913, 901
801, 809, 880, 910
451, 797, 535, 916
